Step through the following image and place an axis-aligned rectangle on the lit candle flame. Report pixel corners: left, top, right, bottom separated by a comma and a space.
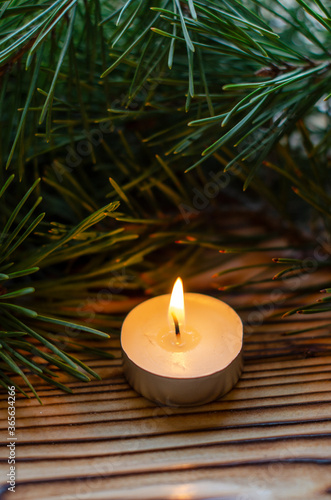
169, 277, 185, 338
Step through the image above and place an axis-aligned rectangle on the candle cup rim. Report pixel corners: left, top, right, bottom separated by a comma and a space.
124, 291, 243, 326
122, 348, 243, 407
122, 345, 243, 381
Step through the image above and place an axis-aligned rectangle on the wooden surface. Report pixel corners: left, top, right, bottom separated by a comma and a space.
1, 274, 331, 500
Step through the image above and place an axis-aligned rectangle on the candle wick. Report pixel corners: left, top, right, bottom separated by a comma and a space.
171, 312, 180, 338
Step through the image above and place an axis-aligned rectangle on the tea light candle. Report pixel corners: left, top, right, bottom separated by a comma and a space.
121, 278, 243, 406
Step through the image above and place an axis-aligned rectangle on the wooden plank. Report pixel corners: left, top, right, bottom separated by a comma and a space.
5, 437, 331, 482
3, 464, 331, 500
2, 419, 330, 460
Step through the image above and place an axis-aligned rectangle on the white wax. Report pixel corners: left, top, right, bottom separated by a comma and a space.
121, 293, 243, 406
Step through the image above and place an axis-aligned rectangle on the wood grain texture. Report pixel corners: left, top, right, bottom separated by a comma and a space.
1, 277, 331, 500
